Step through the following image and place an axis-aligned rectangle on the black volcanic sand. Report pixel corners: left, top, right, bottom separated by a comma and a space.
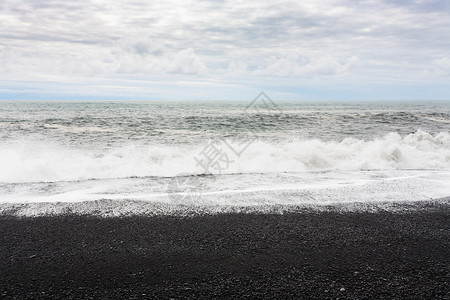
1, 210, 449, 299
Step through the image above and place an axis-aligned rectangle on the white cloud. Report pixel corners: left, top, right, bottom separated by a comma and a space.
423, 57, 450, 77
252, 54, 359, 77
168, 48, 208, 75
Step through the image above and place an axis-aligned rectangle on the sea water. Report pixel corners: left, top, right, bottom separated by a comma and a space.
1, 100, 449, 215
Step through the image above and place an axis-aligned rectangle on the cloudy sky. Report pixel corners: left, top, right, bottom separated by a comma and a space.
1, 0, 449, 100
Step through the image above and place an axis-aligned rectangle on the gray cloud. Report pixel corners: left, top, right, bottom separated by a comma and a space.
0, 0, 449, 97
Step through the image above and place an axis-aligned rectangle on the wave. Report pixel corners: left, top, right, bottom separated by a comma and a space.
0, 130, 449, 183
43, 124, 116, 133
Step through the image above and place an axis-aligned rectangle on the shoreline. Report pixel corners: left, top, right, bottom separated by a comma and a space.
1, 204, 449, 299
1, 198, 449, 217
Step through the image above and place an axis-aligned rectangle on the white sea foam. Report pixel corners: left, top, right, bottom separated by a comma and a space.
43, 124, 116, 133
422, 116, 450, 123
0, 130, 449, 183
1, 171, 449, 215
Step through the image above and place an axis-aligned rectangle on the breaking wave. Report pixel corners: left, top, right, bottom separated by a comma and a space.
1, 130, 449, 183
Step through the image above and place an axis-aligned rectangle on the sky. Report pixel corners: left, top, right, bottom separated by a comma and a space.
0, 0, 449, 100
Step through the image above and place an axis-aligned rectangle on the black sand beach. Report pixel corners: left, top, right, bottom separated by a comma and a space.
1, 207, 449, 299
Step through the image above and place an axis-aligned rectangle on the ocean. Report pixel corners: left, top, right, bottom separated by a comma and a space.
1, 98, 450, 215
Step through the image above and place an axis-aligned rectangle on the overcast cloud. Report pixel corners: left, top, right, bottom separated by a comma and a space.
1, 0, 449, 100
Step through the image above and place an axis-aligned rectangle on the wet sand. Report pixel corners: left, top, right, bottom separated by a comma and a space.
1, 207, 449, 299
